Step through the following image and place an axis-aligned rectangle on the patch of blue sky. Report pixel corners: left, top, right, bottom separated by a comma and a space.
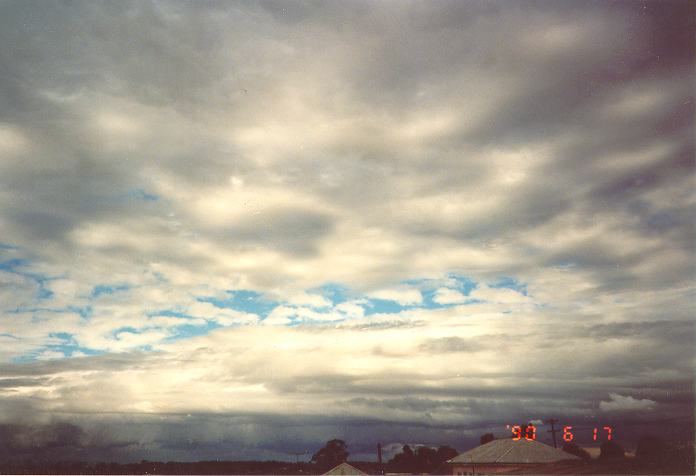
148, 308, 254, 341
489, 276, 528, 295
43, 333, 83, 356
447, 274, 478, 293
311, 283, 349, 305
0, 258, 29, 271
198, 290, 278, 318
37, 286, 54, 300
402, 274, 476, 291
111, 326, 142, 337
49, 332, 75, 342
422, 293, 484, 310
0, 242, 18, 250
550, 260, 577, 270
71, 305, 92, 319
306, 277, 485, 314
164, 320, 223, 343
127, 188, 159, 202
401, 275, 478, 309
363, 298, 417, 315
420, 288, 449, 309
147, 309, 189, 318
0, 257, 56, 301
91, 283, 131, 298
11, 339, 104, 363
8, 306, 90, 319
35, 276, 57, 301
60, 347, 103, 357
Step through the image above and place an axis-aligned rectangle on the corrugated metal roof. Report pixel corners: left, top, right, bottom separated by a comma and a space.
448, 438, 581, 464
323, 462, 368, 475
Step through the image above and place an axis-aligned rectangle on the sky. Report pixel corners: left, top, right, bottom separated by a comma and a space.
0, 0, 694, 463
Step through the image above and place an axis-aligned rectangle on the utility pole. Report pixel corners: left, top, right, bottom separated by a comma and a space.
546, 419, 560, 448
377, 443, 384, 475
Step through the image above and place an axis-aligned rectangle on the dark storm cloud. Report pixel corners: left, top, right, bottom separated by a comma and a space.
0, 315, 693, 460
0, 421, 141, 461
0, 422, 84, 454
0, 414, 470, 462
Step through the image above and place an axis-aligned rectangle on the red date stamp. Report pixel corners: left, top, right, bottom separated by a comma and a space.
505, 424, 613, 441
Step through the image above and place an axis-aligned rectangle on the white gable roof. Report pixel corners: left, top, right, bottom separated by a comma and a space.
449, 438, 581, 464
323, 462, 368, 475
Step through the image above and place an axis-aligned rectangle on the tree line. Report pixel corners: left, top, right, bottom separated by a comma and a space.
310, 438, 458, 473
1, 433, 692, 475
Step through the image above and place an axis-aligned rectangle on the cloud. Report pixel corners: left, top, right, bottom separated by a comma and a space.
0, 307, 692, 459
1, 315, 692, 457
284, 291, 332, 309
469, 285, 531, 305
418, 337, 481, 354
432, 288, 467, 305
0, 0, 693, 462
368, 287, 423, 306
186, 301, 259, 326
335, 301, 367, 319
599, 393, 657, 412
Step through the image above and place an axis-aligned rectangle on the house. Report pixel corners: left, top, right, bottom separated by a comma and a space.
446, 438, 581, 475
323, 462, 369, 475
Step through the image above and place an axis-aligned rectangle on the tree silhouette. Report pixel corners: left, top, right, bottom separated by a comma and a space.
562, 442, 591, 460
311, 439, 349, 471
436, 445, 458, 463
415, 446, 437, 472
599, 440, 625, 460
480, 433, 495, 445
636, 435, 667, 464
388, 445, 415, 472
387, 445, 458, 473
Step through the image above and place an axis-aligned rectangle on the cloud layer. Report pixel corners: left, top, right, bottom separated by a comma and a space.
0, 0, 693, 462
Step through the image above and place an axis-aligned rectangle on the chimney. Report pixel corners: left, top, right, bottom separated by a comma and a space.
377, 443, 383, 465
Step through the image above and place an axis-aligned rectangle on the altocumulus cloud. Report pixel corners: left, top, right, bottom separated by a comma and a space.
0, 0, 693, 462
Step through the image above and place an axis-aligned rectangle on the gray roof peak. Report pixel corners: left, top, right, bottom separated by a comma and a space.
448, 438, 581, 464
